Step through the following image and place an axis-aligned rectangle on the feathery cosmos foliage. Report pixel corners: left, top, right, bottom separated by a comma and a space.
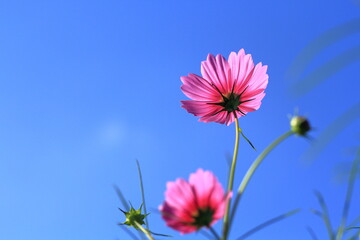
118, 50, 317, 240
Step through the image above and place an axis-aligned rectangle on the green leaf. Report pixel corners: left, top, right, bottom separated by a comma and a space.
286, 19, 360, 97
313, 190, 335, 240
239, 128, 256, 151
199, 229, 214, 240
236, 208, 300, 240
302, 102, 360, 162
149, 231, 172, 237
113, 185, 130, 211
336, 147, 360, 240
309, 208, 322, 217
306, 226, 319, 240
347, 228, 360, 240
347, 227, 360, 230
348, 216, 360, 229
136, 160, 149, 229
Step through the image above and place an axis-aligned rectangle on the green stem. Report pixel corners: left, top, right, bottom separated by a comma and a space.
228, 130, 294, 230
336, 147, 360, 240
222, 118, 240, 240
134, 222, 154, 240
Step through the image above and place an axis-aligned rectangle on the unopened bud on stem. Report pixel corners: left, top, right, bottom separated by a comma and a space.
290, 116, 311, 136
119, 204, 149, 229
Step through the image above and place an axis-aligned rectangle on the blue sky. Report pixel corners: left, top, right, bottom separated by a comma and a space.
0, 1, 359, 240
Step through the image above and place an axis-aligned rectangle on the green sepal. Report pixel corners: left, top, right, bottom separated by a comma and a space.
119, 204, 150, 229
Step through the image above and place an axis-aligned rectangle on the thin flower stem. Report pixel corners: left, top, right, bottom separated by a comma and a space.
228, 130, 294, 231
209, 226, 221, 240
222, 117, 240, 240
336, 147, 360, 240
134, 221, 154, 240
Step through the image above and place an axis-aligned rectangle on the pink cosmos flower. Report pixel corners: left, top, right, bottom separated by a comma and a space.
159, 169, 231, 234
181, 49, 268, 125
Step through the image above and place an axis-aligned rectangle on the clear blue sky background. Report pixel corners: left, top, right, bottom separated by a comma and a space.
0, 1, 359, 240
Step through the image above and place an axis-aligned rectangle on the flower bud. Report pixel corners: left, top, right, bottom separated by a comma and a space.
290, 116, 311, 136
119, 205, 149, 229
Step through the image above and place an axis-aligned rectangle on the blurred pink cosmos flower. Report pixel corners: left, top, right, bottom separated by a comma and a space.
159, 169, 231, 234
181, 49, 268, 125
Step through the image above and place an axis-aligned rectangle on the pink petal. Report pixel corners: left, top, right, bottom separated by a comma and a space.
189, 169, 217, 209
224, 113, 235, 126
240, 92, 266, 112
164, 179, 197, 215
200, 110, 228, 124
200, 54, 230, 94
212, 192, 232, 220
181, 100, 222, 117
160, 202, 197, 234
229, 50, 255, 93
246, 64, 268, 93
181, 74, 221, 101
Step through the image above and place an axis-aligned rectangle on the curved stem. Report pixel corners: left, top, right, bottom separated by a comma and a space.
222, 118, 240, 240
228, 130, 294, 229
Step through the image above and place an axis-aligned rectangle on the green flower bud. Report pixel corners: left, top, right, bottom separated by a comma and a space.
119, 205, 149, 229
290, 116, 311, 136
